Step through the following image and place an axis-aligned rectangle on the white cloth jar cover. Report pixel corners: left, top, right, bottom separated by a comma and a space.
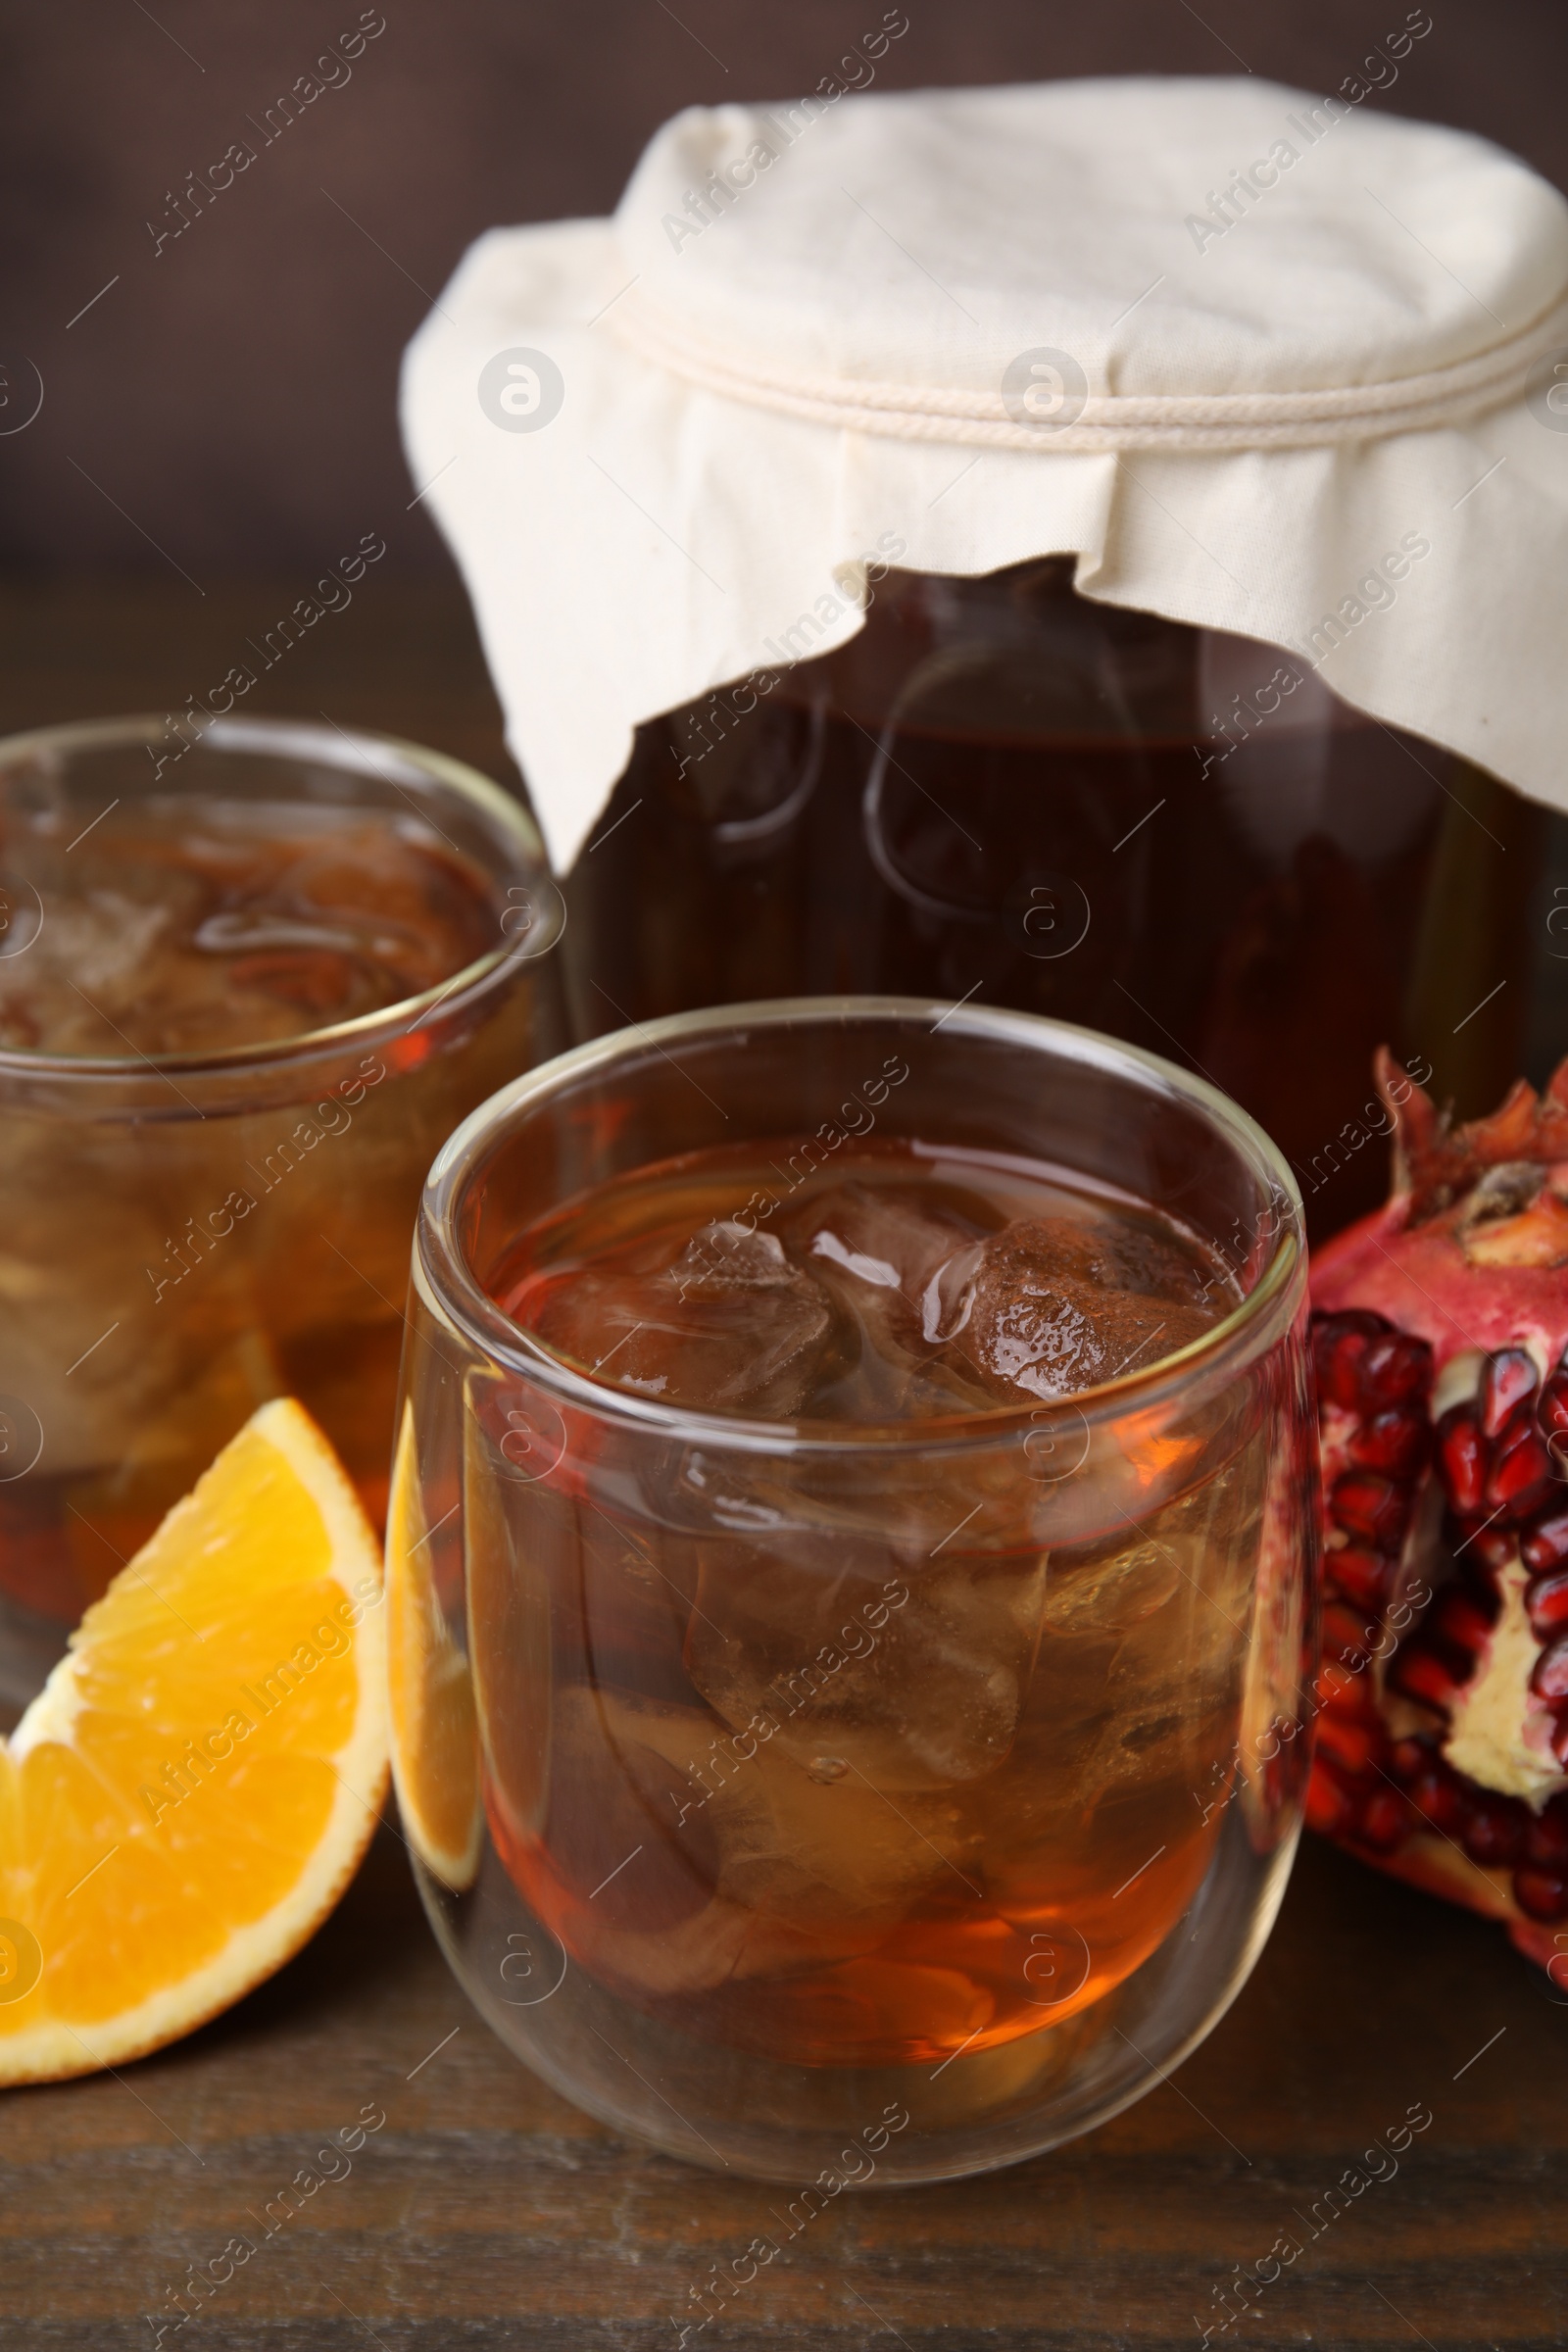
401, 70, 1568, 875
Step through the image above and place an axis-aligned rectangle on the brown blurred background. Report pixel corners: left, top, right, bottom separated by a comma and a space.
2, 0, 1564, 584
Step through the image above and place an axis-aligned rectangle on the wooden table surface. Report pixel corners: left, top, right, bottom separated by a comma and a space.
2, 581, 1564, 2351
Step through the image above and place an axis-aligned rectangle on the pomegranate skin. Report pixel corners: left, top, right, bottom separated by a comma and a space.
1309, 1051, 1568, 1976
1314, 1223, 1568, 1387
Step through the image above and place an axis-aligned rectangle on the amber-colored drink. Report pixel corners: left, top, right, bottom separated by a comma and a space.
473, 1138, 1250, 2067
0, 722, 560, 1717
0, 797, 498, 1059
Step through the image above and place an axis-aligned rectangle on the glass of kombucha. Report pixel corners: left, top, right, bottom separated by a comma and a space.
392, 997, 1317, 2182
0, 714, 564, 1720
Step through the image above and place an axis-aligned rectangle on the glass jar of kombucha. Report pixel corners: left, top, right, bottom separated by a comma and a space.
563, 559, 1553, 1244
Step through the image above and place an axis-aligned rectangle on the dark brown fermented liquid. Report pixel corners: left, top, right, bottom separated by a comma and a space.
564, 562, 1549, 1240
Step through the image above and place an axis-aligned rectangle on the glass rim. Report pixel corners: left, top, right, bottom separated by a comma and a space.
416, 994, 1306, 1456
0, 711, 564, 1082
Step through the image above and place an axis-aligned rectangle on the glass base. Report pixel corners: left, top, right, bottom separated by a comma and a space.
412, 1802, 1298, 2185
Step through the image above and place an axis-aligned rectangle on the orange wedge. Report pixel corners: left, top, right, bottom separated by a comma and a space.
0, 1397, 387, 2085
386, 1404, 480, 1891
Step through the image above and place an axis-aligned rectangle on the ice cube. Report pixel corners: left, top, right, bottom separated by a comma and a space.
779, 1181, 980, 1314
713, 1736, 973, 1941
1085, 1218, 1218, 1307
944, 1217, 1217, 1403
684, 1535, 1049, 1789
508, 1686, 760, 1997
0, 891, 183, 1055
1040, 1536, 1184, 1636
1004, 1484, 1260, 1833
0, 803, 499, 1057
510, 1685, 956, 1997
773, 1181, 993, 1417
530, 1221, 838, 1414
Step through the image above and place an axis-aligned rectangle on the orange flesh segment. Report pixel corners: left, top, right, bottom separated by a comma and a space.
0, 1398, 387, 2083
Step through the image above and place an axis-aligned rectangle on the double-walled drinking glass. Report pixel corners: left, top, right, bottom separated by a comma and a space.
393, 999, 1318, 2183
0, 714, 564, 1720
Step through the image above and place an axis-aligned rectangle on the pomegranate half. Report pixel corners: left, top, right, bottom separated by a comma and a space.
1308, 1050, 1568, 1970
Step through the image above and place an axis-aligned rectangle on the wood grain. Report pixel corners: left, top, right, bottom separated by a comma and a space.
0, 584, 1563, 2349
1, 1830, 1562, 2349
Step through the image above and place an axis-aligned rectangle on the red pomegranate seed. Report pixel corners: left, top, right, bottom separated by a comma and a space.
1436, 1404, 1489, 1516
1315, 1658, 1378, 1718
1357, 1330, 1433, 1412
1526, 1795, 1568, 1867
1513, 1866, 1568, 1922
1313, 1305, 1386, 1344
1530, 1633, 1568, 1704
1356, 1788, 1414, 1850
1304, 1760, 1359, 1838
1324, 1601, 1379, 1665
1313, 1314, 1385, 1410
1487, 1409, 1557, 1523
1522, 1509, 1568, 1575
1429, 1587, 1498, 1659
1315, 1712, 1381, 1775
1389, 1643, 1462, 1712
1407, 1765, 1465, 1834
1462, 1793, 1529, 1868
1527, 1567, 1568, 1640
1388, 1738, 1434, 1784
1348, 1407, 1430, 1479
1327, 1545, 1394, 1614
1331, 1471, 1409, 1549
1540, 1369, 1568, 1441
1481, 1347, 1539, 1440
1466, 1514, 1523, 1571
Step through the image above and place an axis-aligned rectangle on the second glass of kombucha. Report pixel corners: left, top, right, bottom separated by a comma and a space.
392, 999, 1318, 2182
0, 714, 564, 1719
